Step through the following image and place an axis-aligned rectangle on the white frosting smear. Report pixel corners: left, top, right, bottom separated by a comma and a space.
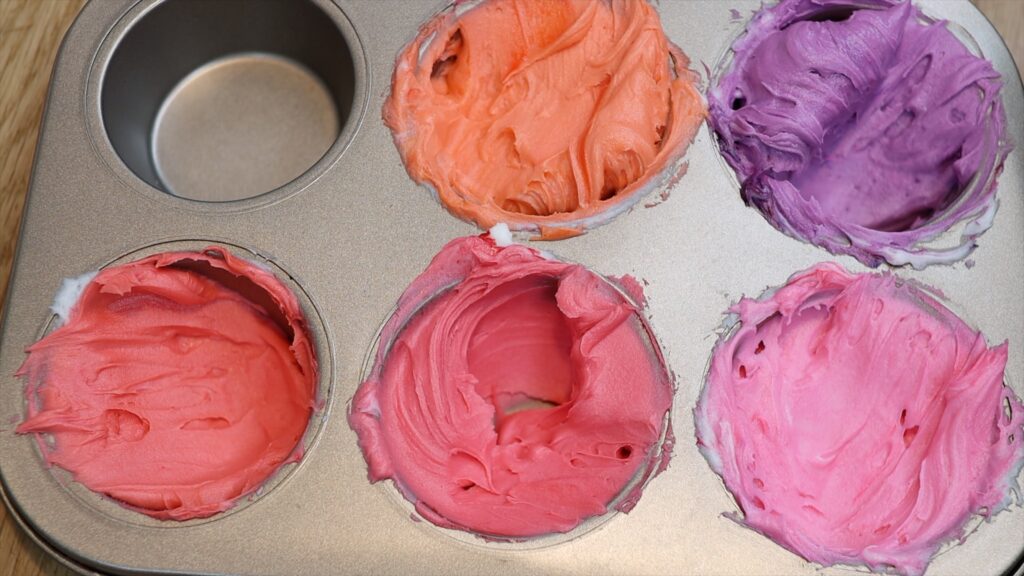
489, 223, 514, 247
50, 270, 98, 325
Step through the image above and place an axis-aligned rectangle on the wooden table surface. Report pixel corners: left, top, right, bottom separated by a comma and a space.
1, 1, 1022, 574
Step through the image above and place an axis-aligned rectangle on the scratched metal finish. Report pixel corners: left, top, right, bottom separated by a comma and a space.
0, 1, 1021, 574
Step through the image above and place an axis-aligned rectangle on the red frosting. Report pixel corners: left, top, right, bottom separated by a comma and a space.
350, 234, 673, 537
16, 248, 317, 520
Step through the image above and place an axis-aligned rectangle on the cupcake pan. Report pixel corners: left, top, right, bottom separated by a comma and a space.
0, 0, 1021, 574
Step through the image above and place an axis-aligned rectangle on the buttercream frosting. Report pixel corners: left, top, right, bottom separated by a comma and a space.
350, 233, 673, 537
695, 262, 1024, 575
384, 0, 705, 239
709, 0, 1010, 268
16, 247, 318, 520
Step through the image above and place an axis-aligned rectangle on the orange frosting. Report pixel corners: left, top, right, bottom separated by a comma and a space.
384, 0, 705, 239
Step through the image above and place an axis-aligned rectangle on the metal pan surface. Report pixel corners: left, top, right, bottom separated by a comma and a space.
0, 1, 1021, 574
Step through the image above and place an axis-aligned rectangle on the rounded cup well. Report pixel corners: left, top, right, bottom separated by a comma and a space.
101, 0, 358, 202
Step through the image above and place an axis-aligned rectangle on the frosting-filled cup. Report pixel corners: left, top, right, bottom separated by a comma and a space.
708, 0, 1011, 268
349, 231, 673, 539
384, 0, 705, 240
16, 247, 319, 521
695, 262, 1024, 575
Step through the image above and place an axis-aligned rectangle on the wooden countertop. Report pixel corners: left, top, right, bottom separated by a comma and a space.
1, 1, 1022, 575
2, 4, 88, 574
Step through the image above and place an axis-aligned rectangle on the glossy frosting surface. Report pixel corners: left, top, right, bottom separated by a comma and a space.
350, 234, 673, 537
385, 0, 704, 239
17, 248, 318, 520
696, 263, 1024, 575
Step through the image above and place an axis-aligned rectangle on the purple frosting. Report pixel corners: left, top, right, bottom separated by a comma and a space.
709, 0, 1010, 268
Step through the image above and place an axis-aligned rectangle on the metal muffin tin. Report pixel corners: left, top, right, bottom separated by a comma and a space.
0, 0, 1021, 574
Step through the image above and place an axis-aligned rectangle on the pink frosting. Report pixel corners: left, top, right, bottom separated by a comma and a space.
349, 234, 673, 538
16, 248, 318, 520
695, 263, 1024, 575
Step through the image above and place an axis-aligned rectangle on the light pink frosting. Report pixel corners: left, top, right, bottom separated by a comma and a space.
695, 263, 1024, 575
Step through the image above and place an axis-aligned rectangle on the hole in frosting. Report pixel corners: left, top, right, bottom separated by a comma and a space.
600, 185, 621, 201
902, 425, 919, 446
654, 124, 667, 148
503, 397, 561, 417
502, 197, 536, 216
899, 408, 907, 426
730, 92, 747, 111
784, 6, 856, 28
465, 276, 576, 438
103, 409, 150, 442
430, 29, 464, 96
616, 445, 633, 460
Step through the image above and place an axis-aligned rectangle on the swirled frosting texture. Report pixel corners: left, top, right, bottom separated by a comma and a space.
350, 234, 672, 537
16, 248, 318, 520
709, 0, 1010, 268
695, 263, 1024, 575
384, 0, 705, 239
